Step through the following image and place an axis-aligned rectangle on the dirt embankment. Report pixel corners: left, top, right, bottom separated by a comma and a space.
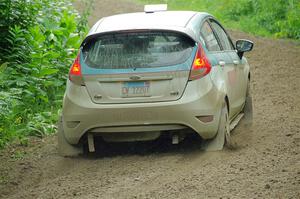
0, 0, 299, 198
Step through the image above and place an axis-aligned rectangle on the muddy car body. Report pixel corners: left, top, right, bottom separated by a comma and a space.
58, 8, 253, 156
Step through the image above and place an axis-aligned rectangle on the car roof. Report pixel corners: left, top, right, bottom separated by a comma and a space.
87, 11, 210, 41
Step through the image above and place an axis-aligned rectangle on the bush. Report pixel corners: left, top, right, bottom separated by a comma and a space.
0, 0, 90, 148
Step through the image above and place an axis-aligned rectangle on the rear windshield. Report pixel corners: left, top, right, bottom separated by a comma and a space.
82, 31, 195, 69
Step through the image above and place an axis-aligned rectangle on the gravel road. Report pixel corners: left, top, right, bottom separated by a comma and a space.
0, 0, 299, 198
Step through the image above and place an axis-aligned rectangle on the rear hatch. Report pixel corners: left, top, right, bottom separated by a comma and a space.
81, 30, 196, 104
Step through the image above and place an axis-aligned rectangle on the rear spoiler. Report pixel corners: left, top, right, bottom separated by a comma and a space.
82, 28, 197, 48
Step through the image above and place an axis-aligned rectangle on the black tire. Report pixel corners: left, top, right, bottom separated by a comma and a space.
243, 80, 253, 123
203, 102, 231, 151
57, 116, 82, 157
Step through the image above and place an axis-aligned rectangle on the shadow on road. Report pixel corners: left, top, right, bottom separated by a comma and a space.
84, 134, 204, 158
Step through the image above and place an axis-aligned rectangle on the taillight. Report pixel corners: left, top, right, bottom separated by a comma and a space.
69, 53, 85, 86
189, 45, 211, 80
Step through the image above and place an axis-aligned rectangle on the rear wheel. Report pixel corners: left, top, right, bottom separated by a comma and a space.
57, 116, 82, 157
202, 102, 232, 151
243, 80, 253, 123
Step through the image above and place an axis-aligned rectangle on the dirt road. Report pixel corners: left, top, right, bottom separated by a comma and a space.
0, 0, 299, 198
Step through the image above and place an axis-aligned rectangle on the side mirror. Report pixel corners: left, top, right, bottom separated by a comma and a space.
236, 39, 253, 59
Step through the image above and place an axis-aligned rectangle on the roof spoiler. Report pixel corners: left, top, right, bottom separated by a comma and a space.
144, 4, 168, 13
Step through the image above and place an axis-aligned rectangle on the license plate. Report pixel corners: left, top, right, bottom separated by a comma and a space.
121, 81, 150, 97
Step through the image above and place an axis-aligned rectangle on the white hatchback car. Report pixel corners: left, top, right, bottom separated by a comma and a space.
58, 5, 253, 156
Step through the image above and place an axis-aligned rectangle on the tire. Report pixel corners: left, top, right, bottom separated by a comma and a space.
202, 102, 231, 151
57, 116, 82, 157
243, 80, 253, 123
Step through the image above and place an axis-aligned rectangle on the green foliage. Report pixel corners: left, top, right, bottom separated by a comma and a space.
223, 0, 300, 39
0, 0, 37, 61
138, 0, 300, 39
0, 0, 90, 148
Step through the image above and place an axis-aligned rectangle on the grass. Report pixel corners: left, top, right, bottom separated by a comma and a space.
136, 0, 300, 40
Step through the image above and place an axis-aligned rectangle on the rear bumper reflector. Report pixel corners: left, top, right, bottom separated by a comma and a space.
196, 115, 214, 123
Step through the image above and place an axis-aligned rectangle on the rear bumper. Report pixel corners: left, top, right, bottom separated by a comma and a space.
62, 77, 224, 144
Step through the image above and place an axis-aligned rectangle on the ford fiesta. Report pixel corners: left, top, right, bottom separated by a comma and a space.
58, 5, 253, 156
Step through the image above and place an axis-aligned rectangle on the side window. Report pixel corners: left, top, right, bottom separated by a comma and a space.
210, 21, 234, 51
200, 21, 221, 51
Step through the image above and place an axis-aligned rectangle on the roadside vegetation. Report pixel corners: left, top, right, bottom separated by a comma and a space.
139, 0, 300, 40
0, 0, 91, 148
